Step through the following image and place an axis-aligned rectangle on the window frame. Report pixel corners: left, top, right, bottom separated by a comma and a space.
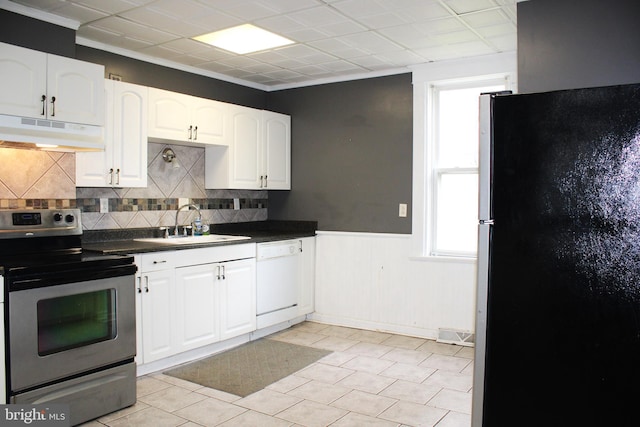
410, 53, 517, 261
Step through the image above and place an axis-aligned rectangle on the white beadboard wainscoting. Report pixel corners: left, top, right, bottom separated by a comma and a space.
310, 231, 478, 340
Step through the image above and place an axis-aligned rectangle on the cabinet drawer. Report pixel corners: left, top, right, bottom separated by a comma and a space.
139, 252, 176, 272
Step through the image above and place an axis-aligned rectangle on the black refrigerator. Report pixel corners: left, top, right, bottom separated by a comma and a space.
472, 84, 640, 426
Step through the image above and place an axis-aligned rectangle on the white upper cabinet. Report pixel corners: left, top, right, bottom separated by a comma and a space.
229, 105, 262, 188
205, 105, 291, 190
262, 110, 291, 190
76, 80, 148, 187
0, 42, 104, 126
148, 88, 227, 145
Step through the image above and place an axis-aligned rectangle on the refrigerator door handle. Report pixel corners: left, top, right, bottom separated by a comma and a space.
478, 94, 493, 222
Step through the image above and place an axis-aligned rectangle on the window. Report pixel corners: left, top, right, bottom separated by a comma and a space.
410, 53, 516, 261
428, 80, 506, 257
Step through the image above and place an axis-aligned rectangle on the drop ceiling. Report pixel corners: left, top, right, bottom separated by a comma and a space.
3, 0, 520, 91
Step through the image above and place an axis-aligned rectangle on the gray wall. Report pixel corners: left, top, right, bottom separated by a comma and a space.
518, 0, 640, 93
0, 10, 75, 57
267, 74, 413, 234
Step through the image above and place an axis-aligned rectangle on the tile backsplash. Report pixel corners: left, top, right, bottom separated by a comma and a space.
0, 143, 267, 230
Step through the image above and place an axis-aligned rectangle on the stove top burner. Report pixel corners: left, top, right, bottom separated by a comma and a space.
0, 209, 136, 288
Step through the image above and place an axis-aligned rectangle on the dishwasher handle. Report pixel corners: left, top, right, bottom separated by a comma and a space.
257, 240, 302, 260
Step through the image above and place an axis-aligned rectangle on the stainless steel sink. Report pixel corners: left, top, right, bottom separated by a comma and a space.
134, 234, 251, 245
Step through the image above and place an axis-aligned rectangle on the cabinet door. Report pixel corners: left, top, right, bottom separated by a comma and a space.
46, 53, 104, 125
298, 237, 316, 315
191, 98, 228, 145
262, 111, 291, 189
0, 42, 47, 118
229, 106, 261, 189
175, 264, 219, 352
75, 81, 114, 187
148, 88, 191, 142
219, 258, 256, 340
140, 269, 176, 363
76, 81, 148, 187
113, 81, 148, 187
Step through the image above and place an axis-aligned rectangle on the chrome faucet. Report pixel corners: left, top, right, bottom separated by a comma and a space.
174, 204, 201, 236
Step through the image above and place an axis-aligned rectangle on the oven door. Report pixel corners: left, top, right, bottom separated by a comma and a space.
8, 272, 136, 392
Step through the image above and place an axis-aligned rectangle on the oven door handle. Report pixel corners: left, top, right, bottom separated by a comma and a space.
7, 264, 137, 291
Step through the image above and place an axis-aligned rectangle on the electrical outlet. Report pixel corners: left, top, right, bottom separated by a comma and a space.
100, 198, 109, 213
179, 197, 189, 207
233, 198, 240, 210
399, 203, 407, 217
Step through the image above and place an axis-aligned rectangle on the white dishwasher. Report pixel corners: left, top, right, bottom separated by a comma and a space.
256, 239, 302, 329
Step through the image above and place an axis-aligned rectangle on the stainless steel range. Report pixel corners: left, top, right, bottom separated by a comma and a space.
0, 209, 137, 426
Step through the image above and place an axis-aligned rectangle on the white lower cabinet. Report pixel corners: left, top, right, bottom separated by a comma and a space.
134, 244, 256, 366
175, 264, 219, 353
136, 268, 175, 364
219, 258, 257, 340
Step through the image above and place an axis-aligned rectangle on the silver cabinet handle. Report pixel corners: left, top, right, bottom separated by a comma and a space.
137, 276, 142, 293
41, 95, 46, 116
50, 96, 56, 116
115, 168, 120, 185
193, 125, 198, 140
108, 168, 114, 185
260, 175, 264, 188
188, 125, 193, 139
264, 175, 268, 188
221, 265, 226, 280
145, 276, 149, 293
152, 260, 167, 264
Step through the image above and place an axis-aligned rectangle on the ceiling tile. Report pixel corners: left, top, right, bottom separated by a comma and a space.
376, 49, 429, 66
253, 0, 321, 13
318, 20, 367, 37
242, 63, 283, 74
118, 6, 208, 37
146, 0, 217, 20
355, 12, 408, 30
331, 0, 389, 18
443, 0, 500, 14
475, 22, 517, 38
317, 60, 363, 72
218, 56, 264, 69
349, 54, 400, 70
48, 2, 108, 22
281, 27, 331, 43
288, 6, 348, 27
218, 1, 280, 21
70, 0, 153, 15
293, 64, 335, 76
90, 16, 177, 44
255, 14, 307, 34
339, 31, 403, 54
392, 1, 451, 22
461, 9, 511, 28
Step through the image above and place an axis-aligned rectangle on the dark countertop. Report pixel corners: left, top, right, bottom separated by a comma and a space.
82, 220, 317, 255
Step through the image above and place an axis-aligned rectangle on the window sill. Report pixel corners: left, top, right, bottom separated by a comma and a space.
409, 254, 477, 264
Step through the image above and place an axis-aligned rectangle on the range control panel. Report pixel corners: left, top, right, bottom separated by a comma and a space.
0, 209, 82, 238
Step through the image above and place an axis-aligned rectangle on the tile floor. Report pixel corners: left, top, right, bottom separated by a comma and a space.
82, 322, 474, 427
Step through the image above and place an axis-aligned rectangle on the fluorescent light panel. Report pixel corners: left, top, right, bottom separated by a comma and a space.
193, 24, 294, 54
